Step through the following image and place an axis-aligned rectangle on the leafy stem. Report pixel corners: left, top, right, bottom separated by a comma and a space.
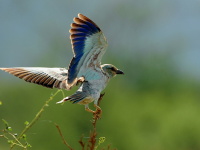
10, 90, 62, 149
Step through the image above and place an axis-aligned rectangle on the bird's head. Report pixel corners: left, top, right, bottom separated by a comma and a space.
101, 64, 124, 78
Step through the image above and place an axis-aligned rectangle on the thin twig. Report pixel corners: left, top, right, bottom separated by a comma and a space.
55, 123, 74, 150
9, 132, 26, 149
88, 129, 97, 150
88, 93, 105, 150
92, 93, 105, 127
78, 135, 85, 150
60, 89, 66, 98
10, 90, 61, 149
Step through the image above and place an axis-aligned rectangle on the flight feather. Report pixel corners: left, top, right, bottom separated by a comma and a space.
0, 67, 68, 89
67, 13, 108, 88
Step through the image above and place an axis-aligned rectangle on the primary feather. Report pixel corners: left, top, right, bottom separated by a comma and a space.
0, 67, 68, 89
68, 14, 108, 88
0, 14, 124, 115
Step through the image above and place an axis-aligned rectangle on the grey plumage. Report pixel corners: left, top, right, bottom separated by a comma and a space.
0, 14, 124, 116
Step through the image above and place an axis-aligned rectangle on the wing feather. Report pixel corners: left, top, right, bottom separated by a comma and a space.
67, 13, 108, 87
0, 67, 68, 89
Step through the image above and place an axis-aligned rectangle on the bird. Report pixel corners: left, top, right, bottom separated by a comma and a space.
0, 14, 124, 117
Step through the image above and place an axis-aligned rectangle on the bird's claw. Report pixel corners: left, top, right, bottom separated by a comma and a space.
93, 108, 102, 120
85, 105, 102, 119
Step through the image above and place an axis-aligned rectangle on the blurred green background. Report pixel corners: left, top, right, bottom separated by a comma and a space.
1, 0, 200, 149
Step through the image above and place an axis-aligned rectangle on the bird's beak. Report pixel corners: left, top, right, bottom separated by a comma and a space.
116, 69, 124, 75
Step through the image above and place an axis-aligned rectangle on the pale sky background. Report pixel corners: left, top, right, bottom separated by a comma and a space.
0, 0, 200, 80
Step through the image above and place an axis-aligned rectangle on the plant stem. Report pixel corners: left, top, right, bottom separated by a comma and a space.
55, 123, 74, 150
10, 90, 61, 149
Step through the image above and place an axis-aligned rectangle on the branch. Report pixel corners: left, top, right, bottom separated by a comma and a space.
10, 90, 62, 149
55, 123, 74, 150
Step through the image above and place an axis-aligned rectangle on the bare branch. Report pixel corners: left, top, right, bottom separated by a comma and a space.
55, 123, 74, 150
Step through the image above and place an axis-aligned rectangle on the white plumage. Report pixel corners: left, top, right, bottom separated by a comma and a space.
0, 14, 124, 116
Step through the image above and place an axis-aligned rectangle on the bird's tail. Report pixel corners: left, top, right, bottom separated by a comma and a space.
57, 92, 87, 104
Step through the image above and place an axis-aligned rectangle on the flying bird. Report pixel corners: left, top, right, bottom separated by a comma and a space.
0, 14, 124, 117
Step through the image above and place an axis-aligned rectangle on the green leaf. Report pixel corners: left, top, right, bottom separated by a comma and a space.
24, 121, 29, 126
2, 119, 12, 131
7, 140, 14, 144
7, 127, 12, 131
26, 142, 32, 147
2, 119, 9, 127
22, 134, 27, 139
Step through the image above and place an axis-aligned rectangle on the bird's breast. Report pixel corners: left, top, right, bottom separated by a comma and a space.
89, 74, 109, 89
78, 73, 109, 102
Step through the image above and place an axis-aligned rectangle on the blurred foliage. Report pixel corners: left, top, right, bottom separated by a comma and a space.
1, 52, 200, 149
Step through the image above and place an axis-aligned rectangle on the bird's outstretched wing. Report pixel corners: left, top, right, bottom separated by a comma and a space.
0, 67, 68, 89
67, 13, 108, 88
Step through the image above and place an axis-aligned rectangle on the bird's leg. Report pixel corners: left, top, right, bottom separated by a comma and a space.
93, 93, 105, 119
90, 104, 102, 120
85, 93, 105, 119
93, 104, 102, 119
85, 104, 96, 113
84, 104, 102, 119
85, 107, 95, 113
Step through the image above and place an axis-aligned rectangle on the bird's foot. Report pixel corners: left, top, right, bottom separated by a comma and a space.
85, 105, 102, 120
76, 77, 85, 86
93, 105, 102, 120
